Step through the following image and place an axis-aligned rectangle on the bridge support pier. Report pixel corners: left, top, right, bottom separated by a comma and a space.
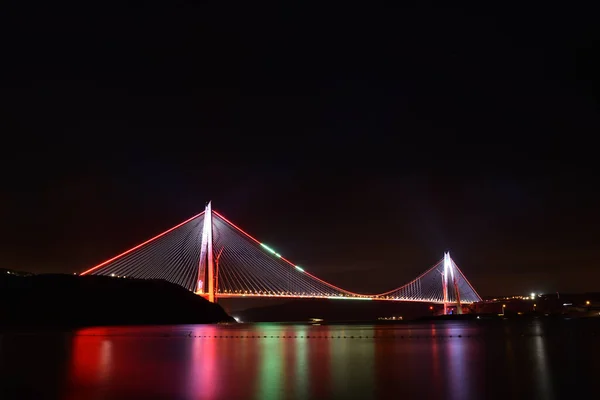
198, 201, 216, 303
443, 253, 449, 314
442, 252, 463, 315
206, 202, 214, 303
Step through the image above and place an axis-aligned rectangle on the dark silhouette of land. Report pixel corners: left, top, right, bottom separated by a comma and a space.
0, 271, 233, 328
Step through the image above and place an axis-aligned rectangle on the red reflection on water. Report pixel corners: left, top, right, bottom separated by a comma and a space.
61, 324, 495, 399
308, 326, 332, 398
431, 325, 440, 385
185, 325, 262, 398
66, 327, 188, 399
66, 328, 115, 400
187, 326, 218, 399
68, 335, 102, 386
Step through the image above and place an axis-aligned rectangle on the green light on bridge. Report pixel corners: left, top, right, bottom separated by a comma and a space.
260, 243, 281, 258
295, 266, 304, 272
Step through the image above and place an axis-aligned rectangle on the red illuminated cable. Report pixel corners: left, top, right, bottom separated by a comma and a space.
213, 210, 368, 298
80, 211, 205, 276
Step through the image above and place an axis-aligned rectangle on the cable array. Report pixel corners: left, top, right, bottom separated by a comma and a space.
80, 208, 482, 304
212, 213, 359, 298
80, 213, 204, 292
374, 259, 482, 303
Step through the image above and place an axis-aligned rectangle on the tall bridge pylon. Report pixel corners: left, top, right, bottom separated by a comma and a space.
80, 202, 482, 308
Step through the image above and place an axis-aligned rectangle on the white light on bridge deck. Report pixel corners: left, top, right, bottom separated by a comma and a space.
327, 296, 373, 300
295, 266, 304, 272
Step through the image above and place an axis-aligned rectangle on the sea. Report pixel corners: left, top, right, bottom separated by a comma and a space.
1, 318, 599, 399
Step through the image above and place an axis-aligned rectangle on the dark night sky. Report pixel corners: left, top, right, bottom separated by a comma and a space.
1, 3, 599, 296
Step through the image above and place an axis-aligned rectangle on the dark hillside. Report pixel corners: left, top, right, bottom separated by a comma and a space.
0, 273, 233, 327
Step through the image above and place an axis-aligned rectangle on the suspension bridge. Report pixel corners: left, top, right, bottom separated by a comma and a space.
80, 202, 481, 313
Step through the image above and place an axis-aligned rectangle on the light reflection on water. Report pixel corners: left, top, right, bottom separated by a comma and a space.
532, 334, 553, 400
0, 319, 599, 399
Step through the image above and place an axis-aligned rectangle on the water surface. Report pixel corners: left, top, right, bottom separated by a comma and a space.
1, 319, 599, 399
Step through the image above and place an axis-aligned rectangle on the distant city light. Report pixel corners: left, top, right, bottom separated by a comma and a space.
586, 300, 591, 305
531, 292, 535, 298
110, 273, 115, 277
